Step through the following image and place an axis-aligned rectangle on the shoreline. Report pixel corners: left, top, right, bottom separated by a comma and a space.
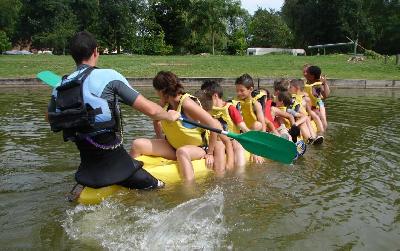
0, 77, 399, 89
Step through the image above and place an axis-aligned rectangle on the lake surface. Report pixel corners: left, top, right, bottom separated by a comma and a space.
0, 86, 399, 250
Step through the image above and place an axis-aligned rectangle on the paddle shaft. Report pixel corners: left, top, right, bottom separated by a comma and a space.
180, 117, 230, 136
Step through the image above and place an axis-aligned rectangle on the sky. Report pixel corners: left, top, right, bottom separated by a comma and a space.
241, 0, 284, 14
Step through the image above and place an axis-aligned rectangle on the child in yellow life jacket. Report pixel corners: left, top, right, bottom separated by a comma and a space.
272, 79, 296, 136
234, 74, 266, 163
200, 81, 250, 167
287, 80, 324, 144
303, 65, 329, 131
131, 71, 226, 182
251, 89, 280, 135
234, 74, 266, 131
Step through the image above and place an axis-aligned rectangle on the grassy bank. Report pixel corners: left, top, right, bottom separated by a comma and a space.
0, 54, 399, 80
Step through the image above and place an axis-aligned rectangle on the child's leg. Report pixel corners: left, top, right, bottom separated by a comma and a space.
299, 123, 311, 140
309, 109, 325, 134
232, 140, 246, 167
251, 121, 262, 131
131, 138, 176, 160
305, 117, 317, 138
319, 105, 328, 130
213, 141, 226, 172
176, 145, 206, 181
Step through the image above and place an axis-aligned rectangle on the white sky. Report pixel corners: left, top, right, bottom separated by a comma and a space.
241, 0, 284, 14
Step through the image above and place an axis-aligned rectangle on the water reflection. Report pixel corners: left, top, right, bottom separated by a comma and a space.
0, 87, 399, 250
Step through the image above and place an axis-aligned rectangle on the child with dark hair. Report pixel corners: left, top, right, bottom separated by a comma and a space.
200, 81, 250, 167
234, 74, 267, 163
131, 71, 227, 181
235, 74, 266, 132
304, 65, 329, 131
288, 79, 324, 144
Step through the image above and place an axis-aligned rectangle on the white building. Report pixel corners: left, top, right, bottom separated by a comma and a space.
247, 48, 306, 56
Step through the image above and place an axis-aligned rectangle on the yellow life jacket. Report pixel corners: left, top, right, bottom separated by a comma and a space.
304, 81, 323, 107
210, 102, 240, 134
238, 97, 257, 129
291, 93, 308, 115
251, 89, 268, 112
277, 105, 291, 128
161, 93, 207, 149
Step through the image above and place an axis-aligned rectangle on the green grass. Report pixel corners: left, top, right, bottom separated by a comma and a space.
0, 54, 399, 80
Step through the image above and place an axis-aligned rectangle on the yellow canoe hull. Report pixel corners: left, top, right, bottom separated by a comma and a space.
77, 155, 209, 205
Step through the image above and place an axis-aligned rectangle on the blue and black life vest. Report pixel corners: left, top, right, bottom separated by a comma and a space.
48, 67, 121, 143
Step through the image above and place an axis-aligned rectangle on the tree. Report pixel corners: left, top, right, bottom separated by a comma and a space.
282, 0, 400, 55
189, 0, 245, 55
97, 0, 135, 53
13, 0, 78, 52
70, 0, 99, 32
226, 28, 247, 55
0, 0, 22, 39
150, 0, 192, 54
368, 0, 400, 54
249, 8, 293, 48
0, 31, 12, 53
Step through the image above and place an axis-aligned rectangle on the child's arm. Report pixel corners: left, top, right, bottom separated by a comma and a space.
286, 108, 305, 119
183, 97, 222, 167
237, 122, 250, 133
254, 101, 266, 131
265, 120, 279, 135
228, 105, 250, 132
273, 107, 296, 125
321, 75, 330, 98
153, 120, 164, 139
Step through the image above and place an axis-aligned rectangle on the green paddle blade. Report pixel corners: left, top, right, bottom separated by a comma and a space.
37, 71, 62, 87
228, 131, 297, 164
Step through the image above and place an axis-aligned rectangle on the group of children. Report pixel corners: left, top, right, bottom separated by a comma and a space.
130, 65, 330, 182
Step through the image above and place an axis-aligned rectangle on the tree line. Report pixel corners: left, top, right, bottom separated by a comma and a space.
0, 0, 398, 55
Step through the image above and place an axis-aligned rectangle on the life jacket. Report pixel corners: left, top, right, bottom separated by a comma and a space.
277, 105, 292, 128
290, 94, 302, 112
304, 81, 323, 108
210, 102, 240, 134
238, 97, 257, 128
251, 89, 268, 113
161, 93, 208, 149
291, 93, 309, 115
48, 67, 121, 143
235, 89, 267, 129
264, 99, 280, 129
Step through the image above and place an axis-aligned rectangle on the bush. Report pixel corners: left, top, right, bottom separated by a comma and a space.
364, 49, 384, 60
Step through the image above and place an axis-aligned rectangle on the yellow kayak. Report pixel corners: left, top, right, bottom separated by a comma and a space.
77, 155, 210, 205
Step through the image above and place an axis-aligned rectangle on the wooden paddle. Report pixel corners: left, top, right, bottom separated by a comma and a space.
37, 70, 297, 164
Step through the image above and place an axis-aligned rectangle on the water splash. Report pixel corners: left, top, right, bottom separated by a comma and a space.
62, 187, 226, 250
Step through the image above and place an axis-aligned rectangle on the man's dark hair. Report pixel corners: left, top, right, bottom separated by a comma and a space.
69, 31, 97, 64
201, 80, 223, 98
306, 66, 321, 79
235, 74, 254, 89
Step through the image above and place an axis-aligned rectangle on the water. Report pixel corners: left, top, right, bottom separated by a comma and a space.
0, 87, 399, 250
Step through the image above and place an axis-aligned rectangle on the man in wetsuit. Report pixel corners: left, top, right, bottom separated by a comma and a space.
47, 31, 180, 193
